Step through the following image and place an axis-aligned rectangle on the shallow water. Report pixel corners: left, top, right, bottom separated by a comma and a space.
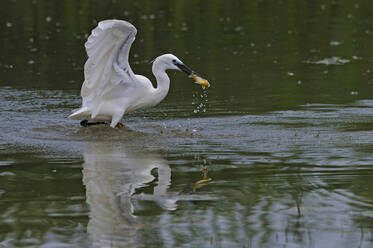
2, 1, 373, 247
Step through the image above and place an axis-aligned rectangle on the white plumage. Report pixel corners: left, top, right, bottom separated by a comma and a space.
68, 19, 203, 128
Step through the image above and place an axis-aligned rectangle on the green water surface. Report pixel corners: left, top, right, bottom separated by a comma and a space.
1, 1, 373, 247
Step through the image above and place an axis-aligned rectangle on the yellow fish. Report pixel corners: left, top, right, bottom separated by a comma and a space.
189, 73, 210, 89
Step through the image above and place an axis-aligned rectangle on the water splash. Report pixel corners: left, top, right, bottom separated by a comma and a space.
192, 89, 209, 114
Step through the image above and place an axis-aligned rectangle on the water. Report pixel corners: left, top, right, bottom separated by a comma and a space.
2, 0, 373, 247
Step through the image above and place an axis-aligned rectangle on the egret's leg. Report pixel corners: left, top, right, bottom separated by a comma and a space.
110, 110, 125, 128
80, 119, 108, 127
80, 120, 89, 127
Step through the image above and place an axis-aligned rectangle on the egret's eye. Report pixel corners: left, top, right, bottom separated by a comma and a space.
172, 59, 177, 64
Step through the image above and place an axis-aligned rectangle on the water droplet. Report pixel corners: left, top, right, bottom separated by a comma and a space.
6, 22, 12, 28
287, 72, 294, 76
330, 41, 342, 46
350, 91, 359, 95
234, 26, 242, 32
45, 16, 52, 22
28, 60, 34, 65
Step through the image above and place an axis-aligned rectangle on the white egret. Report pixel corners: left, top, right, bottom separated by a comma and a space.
68, 19, 209, 128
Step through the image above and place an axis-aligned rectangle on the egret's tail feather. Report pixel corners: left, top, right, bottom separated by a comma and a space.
68, 107, 90, 119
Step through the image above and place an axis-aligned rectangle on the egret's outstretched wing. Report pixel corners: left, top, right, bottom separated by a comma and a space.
80, 20, 137, 106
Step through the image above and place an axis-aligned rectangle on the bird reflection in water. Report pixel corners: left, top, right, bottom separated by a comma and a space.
82, 141, 174, 247
82, 141, 212, 247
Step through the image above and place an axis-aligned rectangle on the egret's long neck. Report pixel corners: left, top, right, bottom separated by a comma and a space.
151, 59, 170, 104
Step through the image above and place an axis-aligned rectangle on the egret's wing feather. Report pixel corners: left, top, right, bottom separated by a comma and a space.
80, 20, 137, 106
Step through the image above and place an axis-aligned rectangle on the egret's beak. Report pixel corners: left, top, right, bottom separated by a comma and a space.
174, 61, 197, 76
173, 61, 210, 88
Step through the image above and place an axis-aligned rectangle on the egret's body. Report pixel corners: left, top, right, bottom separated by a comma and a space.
68, 20, 206, 128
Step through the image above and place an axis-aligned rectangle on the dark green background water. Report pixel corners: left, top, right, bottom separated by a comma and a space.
2, 0, 373, 247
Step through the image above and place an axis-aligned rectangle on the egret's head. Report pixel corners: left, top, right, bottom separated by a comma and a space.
153, 54, 209, 87
153, 54, 185, 71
